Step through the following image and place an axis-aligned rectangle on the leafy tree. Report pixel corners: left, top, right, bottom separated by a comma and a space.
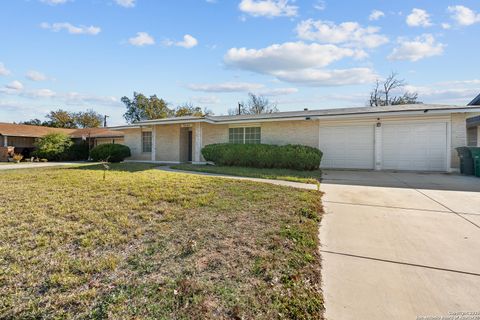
19, 119, 44, 126
33, 133, 74, 161
174, 103, 213, 117
229, 93, 279, 115
122, 92, 173, 123
369, 72, 422, 106
74, 109, 103, 128
45, 109, 77, 128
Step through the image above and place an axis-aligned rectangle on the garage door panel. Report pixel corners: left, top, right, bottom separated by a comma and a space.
319, 125, 374, 169
382, 122, 447, 171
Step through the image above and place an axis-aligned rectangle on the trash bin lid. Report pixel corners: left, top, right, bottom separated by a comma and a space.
468, 147, 480, 158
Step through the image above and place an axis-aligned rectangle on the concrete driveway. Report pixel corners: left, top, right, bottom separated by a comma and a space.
320, 170, 480, 320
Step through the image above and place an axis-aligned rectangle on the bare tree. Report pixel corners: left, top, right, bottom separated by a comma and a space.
229, 93, 279, 115
383, 72, 405, 105
368, 72, 421, 106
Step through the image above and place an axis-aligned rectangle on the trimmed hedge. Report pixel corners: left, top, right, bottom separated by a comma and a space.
90, 144, 131, 163
201, 143, 322, 171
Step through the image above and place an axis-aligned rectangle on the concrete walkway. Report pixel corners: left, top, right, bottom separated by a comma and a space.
320, 170, 480, 320
0, 162, 89, 170
156, 166, 318, 190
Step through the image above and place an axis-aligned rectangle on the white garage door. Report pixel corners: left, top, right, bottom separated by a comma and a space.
382, 122, 447, 171
319, 125, 375, 169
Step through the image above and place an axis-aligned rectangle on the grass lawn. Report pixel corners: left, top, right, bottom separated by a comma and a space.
171, 164, 322, 185
0, 163, 323, 319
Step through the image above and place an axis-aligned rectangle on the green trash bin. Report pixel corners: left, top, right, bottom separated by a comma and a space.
468, 147, 480, 177
456, 147, 474, 175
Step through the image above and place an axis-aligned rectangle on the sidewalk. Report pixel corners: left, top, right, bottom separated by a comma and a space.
157, 166, 319, 190
0, 162, 89, 170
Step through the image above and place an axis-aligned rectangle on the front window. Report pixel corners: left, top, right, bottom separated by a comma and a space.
142, 131, 152, 152
229, 127, 261, 144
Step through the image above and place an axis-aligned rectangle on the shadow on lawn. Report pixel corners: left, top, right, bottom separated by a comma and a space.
67, 162, 161, 172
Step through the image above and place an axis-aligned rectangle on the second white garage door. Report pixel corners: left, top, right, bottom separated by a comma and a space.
319, 125, 375, 169
382, 122, 448, 171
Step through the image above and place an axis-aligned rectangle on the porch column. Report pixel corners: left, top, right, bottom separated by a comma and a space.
374, 122, 382, 170
3, 135, 7, 147
151, 125, 156, 162
194, 123, 202, 163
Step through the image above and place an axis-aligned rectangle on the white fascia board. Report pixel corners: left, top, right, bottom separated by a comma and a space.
310, 109, 480, 121
135, 118, 212, 125
211, 117, 316, 124
109, 125, 141, 130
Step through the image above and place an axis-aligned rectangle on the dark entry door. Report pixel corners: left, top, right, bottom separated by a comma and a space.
188, 131, 193, 162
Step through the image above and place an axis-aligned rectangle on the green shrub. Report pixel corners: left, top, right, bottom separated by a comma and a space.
201, 143, 322, 171
63, 143, 90, 161
33, 133, 74, 161
90, 144, 131, 163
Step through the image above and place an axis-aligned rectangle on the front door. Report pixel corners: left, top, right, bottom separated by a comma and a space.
188, 131, 193, 162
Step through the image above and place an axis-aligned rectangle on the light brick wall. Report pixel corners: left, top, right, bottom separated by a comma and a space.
451, 113, 467, 169
261, 120, 319, 148
201, 123, 229, 147
155, 124, 180, 162
123, 129, 151, 160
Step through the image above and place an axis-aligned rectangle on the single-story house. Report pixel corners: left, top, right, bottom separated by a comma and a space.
0, 122, 124, 158
112, 104, 480, 172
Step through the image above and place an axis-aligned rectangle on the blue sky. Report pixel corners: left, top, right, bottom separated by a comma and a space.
1, 0, 479, 126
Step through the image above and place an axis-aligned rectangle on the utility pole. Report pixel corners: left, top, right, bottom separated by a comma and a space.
103, 115, 109, 127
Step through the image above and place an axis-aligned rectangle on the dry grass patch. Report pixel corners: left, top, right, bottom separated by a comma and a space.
0, 163, 323, 319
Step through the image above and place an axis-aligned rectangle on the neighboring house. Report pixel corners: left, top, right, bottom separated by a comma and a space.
69, 128, 125, 147
0, 122, 124, 157
112, 104, 480, 172
467, 94, 480, 146
468, 93, 480, 106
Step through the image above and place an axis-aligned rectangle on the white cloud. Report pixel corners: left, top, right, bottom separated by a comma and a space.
404, 80, 480, 104
26, 70, 48, 81
369, 10, 385, 21
257, 87, 298, 96
40, 22, 101, 35
225, 42, 365, 73
388, 34, 445, 62
64, 92, 120, 106
406, 8, 432, 27
191, 96, 220, 104
115, 0, 136, 8
270, 68, 377, 86
448, 5, 480, 26
0, 63, 11, 76
164, 34, 198, 49
5, 80, 24, 91
128, 32, 155, 46
296, 20, 389, 48
187, 82, 265, 92
313, 0, 326, 11
28, 89, 57, 98
224, 42, 375, 86
187, 82, 298, 96
238, 0, 298, 18
441, 23, 451, 29
40, 0, 69, 5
